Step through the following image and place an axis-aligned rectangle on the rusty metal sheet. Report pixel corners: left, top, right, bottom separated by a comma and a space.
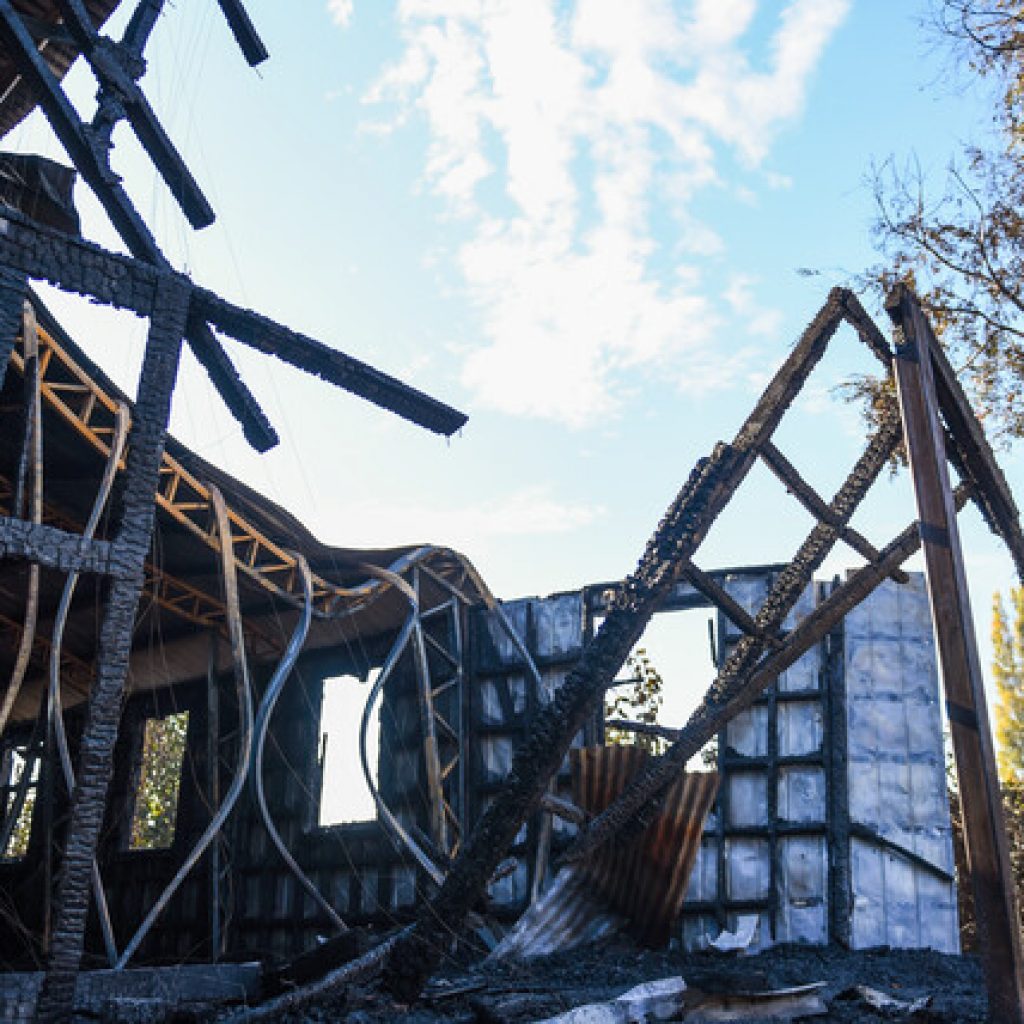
572, 746, 719, 947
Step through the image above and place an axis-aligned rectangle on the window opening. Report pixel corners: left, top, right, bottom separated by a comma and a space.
318, 671, 381, 826
128, 710, 189, 850
0, 741, 38, 859
601, 608, 719, 770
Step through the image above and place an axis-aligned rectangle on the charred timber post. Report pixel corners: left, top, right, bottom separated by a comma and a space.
564, 411, 902, 864
34, 274, 192, 1024
887, 284, 1024, 1024
378, 291, 851, 1000
0, 268, 26, 392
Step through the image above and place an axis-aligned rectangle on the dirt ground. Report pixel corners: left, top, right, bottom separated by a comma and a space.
270, 937, 987, 1023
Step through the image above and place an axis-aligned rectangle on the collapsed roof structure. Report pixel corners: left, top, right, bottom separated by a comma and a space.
0, 3, 1023, 1024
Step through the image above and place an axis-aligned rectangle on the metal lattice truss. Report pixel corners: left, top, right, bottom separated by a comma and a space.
373, 285, 1024, 1024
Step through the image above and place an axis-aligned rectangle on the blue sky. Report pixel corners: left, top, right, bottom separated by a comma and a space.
8, 1, 1022, 735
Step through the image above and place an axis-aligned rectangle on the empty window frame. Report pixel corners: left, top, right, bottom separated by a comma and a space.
128, 710, 189, 851
318, 672, 380, 827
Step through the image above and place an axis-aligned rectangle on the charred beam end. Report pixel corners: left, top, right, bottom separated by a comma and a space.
215, 0, 269, 66
194, 292, 468, 438
0, 517, 115, 574
185, 316, 278, 451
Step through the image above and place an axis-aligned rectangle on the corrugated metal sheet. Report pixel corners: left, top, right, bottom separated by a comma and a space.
491, 748, 718, 958
572, 747, 719, 947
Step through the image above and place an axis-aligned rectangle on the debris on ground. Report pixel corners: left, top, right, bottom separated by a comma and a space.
252, 938, 986, 1024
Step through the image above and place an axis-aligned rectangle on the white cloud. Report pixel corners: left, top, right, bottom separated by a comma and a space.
335, 485, 604, 549
367, 0, 851, 425
724, 274, 783, 338
327, 0, 354, 29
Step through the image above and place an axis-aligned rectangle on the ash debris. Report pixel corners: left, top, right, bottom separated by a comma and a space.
253, 937, 985, 1024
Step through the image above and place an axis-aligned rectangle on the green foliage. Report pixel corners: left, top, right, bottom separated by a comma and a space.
605, 647, 666, 755
993, 589, 1024, 783
129, 711, 188, 851
1, 747, 36, 860
864, 1, 1024, 443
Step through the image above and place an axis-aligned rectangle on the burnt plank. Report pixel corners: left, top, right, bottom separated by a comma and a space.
678, 559, 776, 641
760, 441, 909, 584
0, 518, 115, 574
194, 291, 468, 437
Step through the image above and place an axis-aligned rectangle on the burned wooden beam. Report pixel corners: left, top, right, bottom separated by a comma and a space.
0, 519, 115, 574
760, 441, 909, 584
34, 275, 192, 1024
887, 283, 1024, 1024
0, 207, 468, 436
565, 411, 903, 866
54, 0, 216, 230
193, 292, 468, 437
0, 2, 276, 449
215, 0, 269, 67
925, 321, 1024, 580
837, 288, 894, 367
678, 559, 781, 642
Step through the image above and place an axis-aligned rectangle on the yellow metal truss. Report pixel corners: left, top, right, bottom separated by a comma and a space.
7, 321, 357, 621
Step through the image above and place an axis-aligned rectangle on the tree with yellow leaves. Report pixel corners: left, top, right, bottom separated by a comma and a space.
993, 589, 1024, 783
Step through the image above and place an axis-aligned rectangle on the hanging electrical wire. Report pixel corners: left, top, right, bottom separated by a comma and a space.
115, 484, 254, 969
47, 400, 130, 967
250, 551, 348, 933
358, 564, 445, 886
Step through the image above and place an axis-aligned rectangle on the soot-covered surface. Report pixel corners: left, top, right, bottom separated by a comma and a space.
270, 938, 986, 1023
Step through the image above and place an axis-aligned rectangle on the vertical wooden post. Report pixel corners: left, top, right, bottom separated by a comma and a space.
888, 284, 1024, 1024
34, 274, 192, 1024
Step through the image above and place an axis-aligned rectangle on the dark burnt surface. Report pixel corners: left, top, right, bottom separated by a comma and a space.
264, 940, 986, 1024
